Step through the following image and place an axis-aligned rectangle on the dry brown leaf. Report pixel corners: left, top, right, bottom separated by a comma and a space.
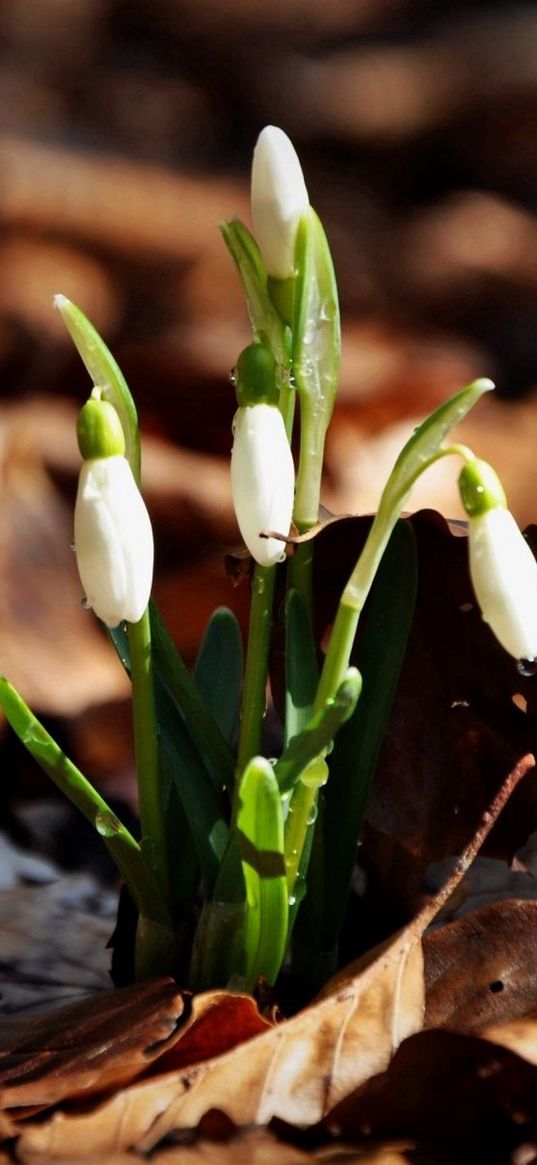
14, 1128, 314, 1165
425, 899, 537, 1032
479, 1014, 537, 1067
321, 1027, 537, 1160
13, 926, 424, 1159
0, 978, 184, 1112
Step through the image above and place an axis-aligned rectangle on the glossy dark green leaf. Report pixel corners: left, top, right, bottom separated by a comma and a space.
109, 618, 228, 896
194, 607, 243, 745
296, 519, 418, 979
284, 588, 319, 745
149, 602, 235, 791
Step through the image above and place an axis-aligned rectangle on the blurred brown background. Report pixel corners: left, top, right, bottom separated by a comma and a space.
2, 0, 537, 868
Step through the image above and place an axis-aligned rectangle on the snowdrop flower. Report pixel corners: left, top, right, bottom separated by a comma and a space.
251, 125, 310, 280
230, 342, 294, 567
459, 458, 537, 662
74, 390, 154, 627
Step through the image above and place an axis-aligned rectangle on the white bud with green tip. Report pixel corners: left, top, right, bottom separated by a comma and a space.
251, 125, 310, 281
74, 389, 154, 628
231, 343, 295, 568
458, 457, 537, 662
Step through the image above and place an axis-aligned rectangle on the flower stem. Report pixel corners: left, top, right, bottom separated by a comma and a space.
128, 608, 169, 901
236, 564, 276, 778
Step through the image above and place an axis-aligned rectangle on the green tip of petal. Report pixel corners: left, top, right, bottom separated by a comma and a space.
458, 457, 507, 517
77, 394, 126, 460
235, 342, 279, 407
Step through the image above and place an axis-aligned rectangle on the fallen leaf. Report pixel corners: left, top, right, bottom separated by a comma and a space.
320, 1027, 537, 1161
424, 899, 537, 1032
0, 978, 184, 1112
12, 925, 423, 1158
480, 1014, 537, 1068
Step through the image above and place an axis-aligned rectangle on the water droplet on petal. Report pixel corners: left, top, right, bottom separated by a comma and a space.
81, 595, 91, 610
517, 657, 537, 677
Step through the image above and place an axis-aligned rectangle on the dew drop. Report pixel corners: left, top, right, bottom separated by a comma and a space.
254, 575, 265, 595
288, 895, 296, 907
95, 811, 121, 838
229, 366, 237, 385
81, 595, 91, 610
307, 804, 318, 826
517, 657, 537, 677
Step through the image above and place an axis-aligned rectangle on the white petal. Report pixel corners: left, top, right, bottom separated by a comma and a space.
74, 455, 154, 627
231, 404, 295, 567
469, 508, 537, 660
251, 126, 310, 280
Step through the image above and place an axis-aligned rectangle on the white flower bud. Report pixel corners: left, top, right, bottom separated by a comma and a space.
231, 403, 294, 567
251, 125, 310, 280
468, 507, 537, 661
74, 454, 154, 627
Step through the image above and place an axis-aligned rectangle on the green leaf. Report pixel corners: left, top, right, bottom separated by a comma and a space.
275, 668, 361, 796
149, 602, 235, 791
109, 619, 228, 896
54, 295, 141, 484
236, 756, 288, 989
220, 220, 288, 364
194, 607, 243, 745
302, 519, 418, 976
0, 677, 168, 926
284, 588, 319, 745
292, 209, 341, 529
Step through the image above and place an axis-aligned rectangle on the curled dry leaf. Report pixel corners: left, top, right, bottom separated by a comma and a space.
425, 898, 537, 1033
0, 978, 184, 1113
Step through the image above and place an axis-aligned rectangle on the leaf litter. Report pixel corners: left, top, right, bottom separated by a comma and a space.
1, 753, 533, 1163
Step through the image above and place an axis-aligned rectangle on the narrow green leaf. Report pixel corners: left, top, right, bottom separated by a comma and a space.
294, 519, 418, 982
0, 677, 168, 926
292, 210, 341, 529
54, 295, 141, 484
194, 607, 243, 744
148, 602, 235, 791
275, 668, 361, 796
236, 756, 288, 989
109, 620, 228, 895
220, 219, 288, 363
284, 588, 319, 745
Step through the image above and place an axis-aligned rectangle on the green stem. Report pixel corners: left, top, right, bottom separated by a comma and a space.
128, 609, 169, 901
289, 538, 314, 616
286, 441, 477, 898
236, 564, 276, 779
284, 782, 316, 893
